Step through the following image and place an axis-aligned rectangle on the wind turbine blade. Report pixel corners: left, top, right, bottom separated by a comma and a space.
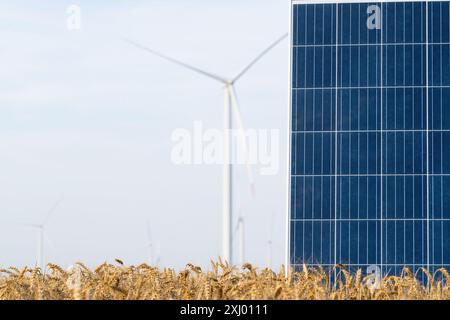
124, 38, 228, 84
229, 87, 255, 196
232, 33, 288, 84
42, 197, 63, 226
234, 217, 241, 234
20, 223, 41, 228
146, 220, 152, 244
232, 171, 244, 249
235, 216, 244, 233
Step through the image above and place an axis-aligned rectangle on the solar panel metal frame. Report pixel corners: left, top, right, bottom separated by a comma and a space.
287, 0, 450, 274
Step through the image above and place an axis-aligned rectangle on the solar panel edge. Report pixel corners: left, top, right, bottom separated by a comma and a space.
286, 0, 294, 275
289, 1, 450, 276
291, 0, 447, 4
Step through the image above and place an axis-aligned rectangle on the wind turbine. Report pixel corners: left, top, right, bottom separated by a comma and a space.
267, 238, 273, 269
146, 220, 161, 266
266, 212, 275, 269
234, 166, 249, 266
125, 33, 287, 265
23, 199, 62, 270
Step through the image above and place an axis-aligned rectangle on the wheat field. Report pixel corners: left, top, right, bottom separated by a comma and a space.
1, 259, 449, 300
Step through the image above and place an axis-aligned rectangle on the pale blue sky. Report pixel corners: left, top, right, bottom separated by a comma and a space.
0, 0, 289, 269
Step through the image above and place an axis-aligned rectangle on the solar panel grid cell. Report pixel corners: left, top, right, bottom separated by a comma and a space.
289, 1, 450, 275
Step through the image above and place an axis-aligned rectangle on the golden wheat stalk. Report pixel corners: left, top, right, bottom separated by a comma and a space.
0, 262, 448, 300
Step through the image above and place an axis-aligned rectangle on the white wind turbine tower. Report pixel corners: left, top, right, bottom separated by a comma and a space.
267, 239, 273, 269
146, 220, 160, 266
266, 213, 275, 269
125, 34, 287, 265
234, 167, 249, 265
23, 200, 62, 270
146, 221, 153, 265
147, 220, 161, 267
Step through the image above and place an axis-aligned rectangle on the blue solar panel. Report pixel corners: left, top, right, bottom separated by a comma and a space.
288, 0, 450, 275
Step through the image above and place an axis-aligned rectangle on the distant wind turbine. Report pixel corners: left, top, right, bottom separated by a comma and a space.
237, 216, 245, 266
234, 169, 250, 266
267, 213, 275, 269
146, 220, 161, 266
267, 239, 273, 269
125, 33, 287, 265
23, 199, 62, 270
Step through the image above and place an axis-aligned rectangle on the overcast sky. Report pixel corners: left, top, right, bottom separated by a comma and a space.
0, 0, 289, 270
